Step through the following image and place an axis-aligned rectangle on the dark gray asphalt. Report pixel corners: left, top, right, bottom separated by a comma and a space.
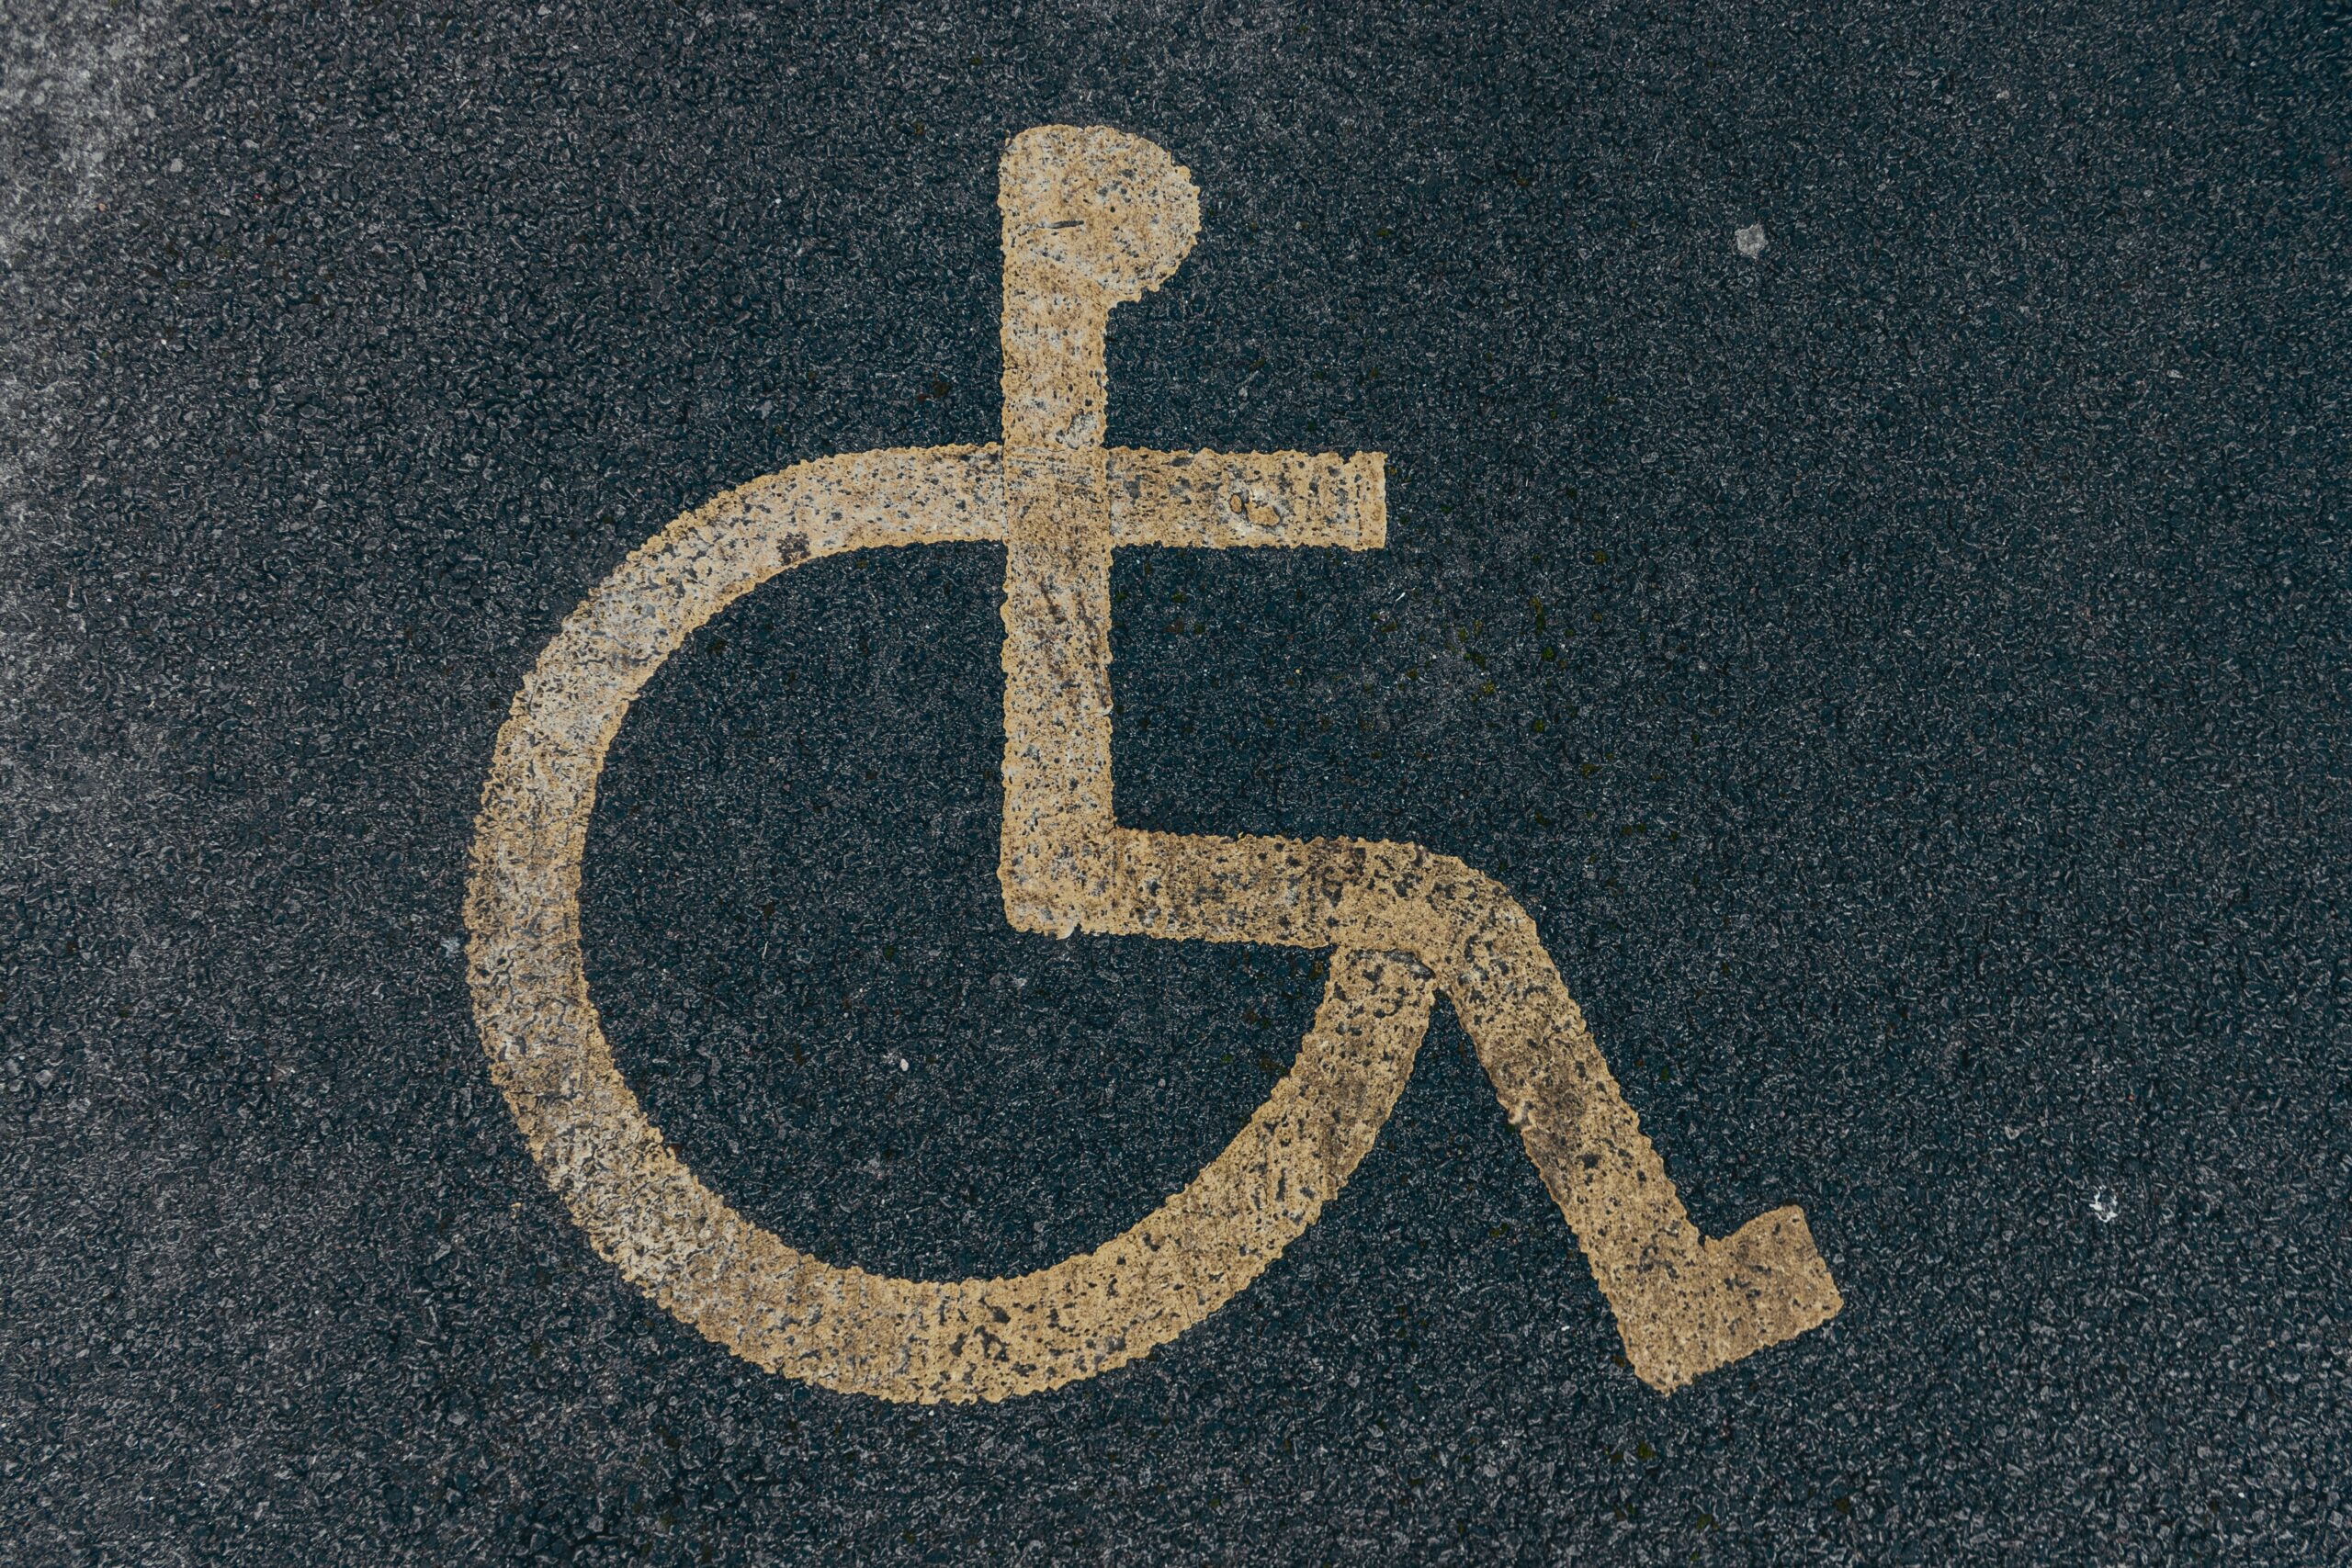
6, 3, 2350, 1562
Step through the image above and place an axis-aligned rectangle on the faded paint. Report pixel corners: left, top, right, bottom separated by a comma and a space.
466, 126, 1840, 1404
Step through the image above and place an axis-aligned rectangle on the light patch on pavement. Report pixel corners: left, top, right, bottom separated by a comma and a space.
467, 127, 1841, 1404
0, 6, 185, 946
1736, 222, 1768, 258
1, 2, 163, 260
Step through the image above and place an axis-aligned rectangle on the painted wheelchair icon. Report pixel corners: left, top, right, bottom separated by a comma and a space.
466, 127, 1841, 1404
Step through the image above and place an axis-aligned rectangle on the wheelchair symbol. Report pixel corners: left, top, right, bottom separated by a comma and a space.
466, 126, 1841, 1404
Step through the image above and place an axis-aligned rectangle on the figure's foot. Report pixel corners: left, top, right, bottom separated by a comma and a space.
1611, 1206, 1842, 1393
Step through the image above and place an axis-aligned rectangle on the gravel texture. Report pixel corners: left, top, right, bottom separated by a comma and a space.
5, 3, 2349, 1562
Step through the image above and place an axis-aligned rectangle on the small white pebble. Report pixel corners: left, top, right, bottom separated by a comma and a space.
1735, 223, 1767, 259
2090, 1187, 2120, 1224
441, 936, 462, 957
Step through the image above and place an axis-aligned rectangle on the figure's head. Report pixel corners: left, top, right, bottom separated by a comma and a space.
1000, 125, 1200, 302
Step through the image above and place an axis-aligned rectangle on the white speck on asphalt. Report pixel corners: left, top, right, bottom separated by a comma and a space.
441, 936, 461, 957
2090, 1187, 2120, 1224
1736, 222, 1767, 258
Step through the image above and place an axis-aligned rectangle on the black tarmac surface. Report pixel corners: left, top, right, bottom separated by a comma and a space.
6, 3, 2350, 1562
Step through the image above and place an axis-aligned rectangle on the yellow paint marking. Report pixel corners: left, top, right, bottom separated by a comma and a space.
1105, 447, 1386, 551
467, 126, 1840, 1404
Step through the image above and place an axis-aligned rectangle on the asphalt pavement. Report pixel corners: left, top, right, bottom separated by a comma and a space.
5, 2, 2349, 1562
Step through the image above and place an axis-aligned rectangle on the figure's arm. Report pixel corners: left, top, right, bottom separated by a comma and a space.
1103, 448, 1386, 551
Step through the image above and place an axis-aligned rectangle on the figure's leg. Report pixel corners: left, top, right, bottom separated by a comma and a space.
1429, 883, 1841, 1391
1108, 829, 1843, 1392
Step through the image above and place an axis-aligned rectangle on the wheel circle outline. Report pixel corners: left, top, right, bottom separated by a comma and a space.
464, 449, 1437, 1403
